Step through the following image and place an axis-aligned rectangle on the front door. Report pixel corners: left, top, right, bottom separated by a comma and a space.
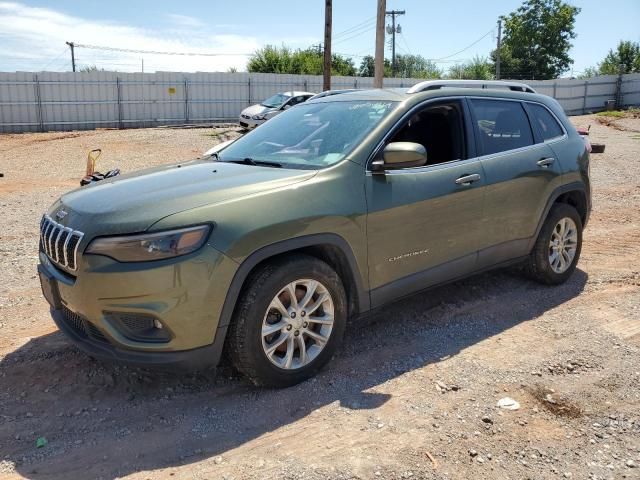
365, 100, 486, 307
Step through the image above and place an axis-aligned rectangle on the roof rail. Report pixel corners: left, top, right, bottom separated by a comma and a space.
407, 80, 536, 94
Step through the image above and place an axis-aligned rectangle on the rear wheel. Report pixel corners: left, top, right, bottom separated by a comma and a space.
525, 203, 583, 285
227, 254, 347, 387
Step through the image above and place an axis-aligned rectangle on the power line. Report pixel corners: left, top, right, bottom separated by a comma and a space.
73, 43, 252, 56
431, 28, 494, 61
332, 24, 376, 45
332, 17, 376, 40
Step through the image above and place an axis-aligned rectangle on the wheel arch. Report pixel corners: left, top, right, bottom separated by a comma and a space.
217, 234, 369, 332
528, 182, 589, 252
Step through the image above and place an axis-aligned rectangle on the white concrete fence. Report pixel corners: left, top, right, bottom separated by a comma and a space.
0, 71, 638, 133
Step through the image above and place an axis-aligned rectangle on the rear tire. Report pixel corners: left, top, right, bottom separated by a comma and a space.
227, 254, 347, 387
525, 203, 583, 285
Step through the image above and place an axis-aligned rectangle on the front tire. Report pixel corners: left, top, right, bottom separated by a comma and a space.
525, 203, 583, 285
227, 254, 347, 387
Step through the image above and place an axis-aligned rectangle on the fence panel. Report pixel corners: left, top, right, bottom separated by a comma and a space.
0, 72, 638, 133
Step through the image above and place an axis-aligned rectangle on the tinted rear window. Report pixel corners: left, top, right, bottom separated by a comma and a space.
527, 103, 564, 141
470, 99, 534, 155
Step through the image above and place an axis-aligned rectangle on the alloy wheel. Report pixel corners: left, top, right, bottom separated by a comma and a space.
261, 279, 335, 370
548, 217, 578, 273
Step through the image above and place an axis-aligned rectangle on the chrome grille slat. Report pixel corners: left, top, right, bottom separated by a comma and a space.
39, 214, 84, 271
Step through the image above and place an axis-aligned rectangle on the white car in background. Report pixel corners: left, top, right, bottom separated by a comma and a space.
238, 91, 315, 129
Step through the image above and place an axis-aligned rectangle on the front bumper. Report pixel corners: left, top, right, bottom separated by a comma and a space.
50, 305, 226, 370
38, 243, 239, 369
238, 116, 264, 128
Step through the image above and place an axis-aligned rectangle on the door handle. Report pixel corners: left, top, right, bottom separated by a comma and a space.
455, 173, 481, 186
537, 157, 555, 167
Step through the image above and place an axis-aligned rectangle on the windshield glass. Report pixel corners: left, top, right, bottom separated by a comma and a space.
219, 100, 397, 169
261, 93, 291, 108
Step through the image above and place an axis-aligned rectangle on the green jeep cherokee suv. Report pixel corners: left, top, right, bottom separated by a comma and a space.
38, 80, 591, 387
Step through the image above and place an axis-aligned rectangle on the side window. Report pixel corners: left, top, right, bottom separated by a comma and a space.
470, 99, 534, 155
527, 103, 564, 141
389, 102, 466, 166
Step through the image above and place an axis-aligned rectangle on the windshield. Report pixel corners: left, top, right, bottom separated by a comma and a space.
219, 100, 397, 169
261, 93, 291, 108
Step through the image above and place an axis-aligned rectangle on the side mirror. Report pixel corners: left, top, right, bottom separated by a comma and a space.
371, 142, 427, 172
282, 104, 291, 110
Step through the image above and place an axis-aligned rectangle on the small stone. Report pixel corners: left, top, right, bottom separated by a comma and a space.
563, 473, 572, 478
497, 397, 520, 410
476, 456, 485, 464
469, 449, 478, 457
214, 456, 223, 465
481, 416, 493, 424
377, 423, 384, 429
626, 460, 637, 468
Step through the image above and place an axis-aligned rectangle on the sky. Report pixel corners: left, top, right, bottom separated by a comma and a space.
0, 0, 638, 77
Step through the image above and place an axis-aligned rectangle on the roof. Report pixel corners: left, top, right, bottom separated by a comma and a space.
281, 91, 315, 96
308, 84, 554, 110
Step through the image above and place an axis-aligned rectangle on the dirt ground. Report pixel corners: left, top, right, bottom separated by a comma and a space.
0, 116, 639, 480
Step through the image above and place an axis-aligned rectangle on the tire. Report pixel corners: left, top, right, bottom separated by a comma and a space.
227, 254, 347, 387
525, 203, 583, 285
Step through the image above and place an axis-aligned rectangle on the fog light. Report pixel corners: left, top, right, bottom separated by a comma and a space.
153, 319, 163, 329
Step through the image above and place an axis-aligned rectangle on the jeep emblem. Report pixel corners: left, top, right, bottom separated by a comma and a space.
56, 209, 68, 220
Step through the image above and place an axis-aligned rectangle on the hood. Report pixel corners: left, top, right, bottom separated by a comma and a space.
241, 104, 274, 116
54, 161, 315, 235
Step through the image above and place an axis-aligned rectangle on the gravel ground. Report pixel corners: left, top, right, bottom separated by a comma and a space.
0, 117, 639, 480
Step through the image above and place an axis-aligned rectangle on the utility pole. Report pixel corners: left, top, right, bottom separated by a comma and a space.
374, 0, 386, 88
65, 41, 76, 72
323, 0, 332, 91
385, 9, 405, 76
495, 19, 502, 80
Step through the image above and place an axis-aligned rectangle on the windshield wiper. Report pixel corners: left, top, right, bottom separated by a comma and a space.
225, 157, 283, 168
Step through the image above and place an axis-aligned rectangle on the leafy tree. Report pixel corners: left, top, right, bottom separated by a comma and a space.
447, 56, 494, 80
358, 55, 391, 77
490, 0, 580, 79
577, 66, 599, 79
395, 54, 442, 79
79, 65, 104, 72
358, 54, 441, 78
247, 45, 355, 76
598, 41, 640, 75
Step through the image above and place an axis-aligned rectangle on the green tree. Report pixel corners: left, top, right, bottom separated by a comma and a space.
247, 45, 355, 76
358, 55, 391, 77
577, 66, 599, 79
447, 56, 494, 80
394, 54, 442, 79
358, 54, 440, 78
598, 41, 640, 75
79, 65, 104, 72
491, 0, 580, 79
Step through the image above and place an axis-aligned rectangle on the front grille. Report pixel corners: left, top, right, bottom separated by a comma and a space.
61, 306, 110, 344
61, 306, 88, 338
40, 215, 84, 271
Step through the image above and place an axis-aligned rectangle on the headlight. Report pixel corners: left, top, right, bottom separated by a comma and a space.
252, 114, 267, 120
85, 225, 211, 262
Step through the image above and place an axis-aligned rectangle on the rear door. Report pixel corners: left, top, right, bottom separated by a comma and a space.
469, 98, 562, 267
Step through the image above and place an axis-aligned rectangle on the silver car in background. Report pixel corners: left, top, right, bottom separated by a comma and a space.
238, 91, 314, 128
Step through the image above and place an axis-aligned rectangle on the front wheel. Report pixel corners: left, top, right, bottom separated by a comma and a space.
227, 254, 347, 387
525, 203, 583, 285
